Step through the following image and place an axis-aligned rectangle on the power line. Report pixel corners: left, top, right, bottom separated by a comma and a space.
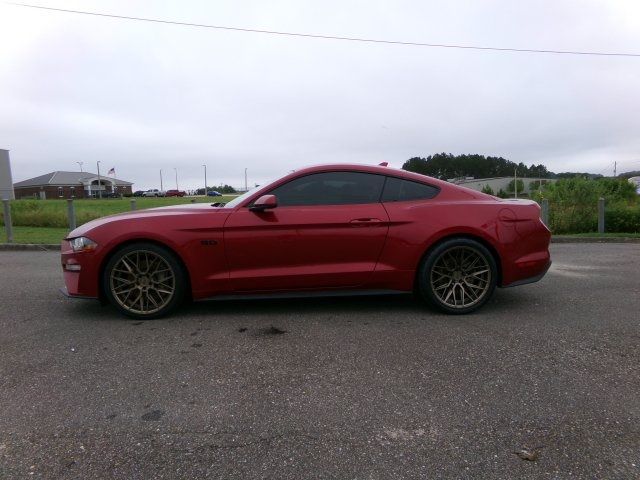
5, 2, 640, 58
595, 162, 615, 176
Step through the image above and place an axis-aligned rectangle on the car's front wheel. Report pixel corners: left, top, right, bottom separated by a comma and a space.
103, 243, 186, 319
418, 238, 497, 314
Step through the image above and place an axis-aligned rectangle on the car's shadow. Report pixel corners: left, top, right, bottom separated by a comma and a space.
63, 286, 542, 324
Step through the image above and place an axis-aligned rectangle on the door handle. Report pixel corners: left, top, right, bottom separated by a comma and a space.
349, 218, 382, 226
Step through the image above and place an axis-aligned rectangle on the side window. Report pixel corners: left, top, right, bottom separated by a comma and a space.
381, 177, 440, 202
269, 172, 385, 207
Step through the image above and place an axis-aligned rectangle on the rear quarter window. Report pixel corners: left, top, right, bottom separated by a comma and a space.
381, 177, 440, 202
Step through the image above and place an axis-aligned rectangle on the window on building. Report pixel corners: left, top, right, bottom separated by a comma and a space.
58, 187, 63, 197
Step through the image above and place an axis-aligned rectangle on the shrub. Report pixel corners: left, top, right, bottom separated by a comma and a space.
605, 206, 640, 233
481, 184, 494, 195
533, 177, 639, 233
507, 179, 524, 194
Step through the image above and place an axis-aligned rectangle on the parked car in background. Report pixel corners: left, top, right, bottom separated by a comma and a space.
207, 190, 222, 197
61, 163, 551, 319
133, 190, 145, 197
143, 189, 164, 197
102, 192, 122, 198
165, 189, 186, 197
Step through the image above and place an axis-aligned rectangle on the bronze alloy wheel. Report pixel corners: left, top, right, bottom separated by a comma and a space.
429, 246, 492, 309
419, 238, 497, 314
107, 248, 179, 316
109, 250, 176, 315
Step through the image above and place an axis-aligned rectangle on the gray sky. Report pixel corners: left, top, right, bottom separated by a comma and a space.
1, 0, 640, 190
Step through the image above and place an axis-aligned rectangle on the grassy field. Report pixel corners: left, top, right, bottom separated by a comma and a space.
1, 196, 236, 229
2, 226, 70, 244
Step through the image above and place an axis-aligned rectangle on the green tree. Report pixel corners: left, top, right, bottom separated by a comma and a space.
507, 179, 525, 195
529, 179, 550, 192
401, 153, 553, 180
218, 184, 237, 194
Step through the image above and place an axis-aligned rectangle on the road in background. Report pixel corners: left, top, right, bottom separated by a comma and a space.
0, 244, 639, 479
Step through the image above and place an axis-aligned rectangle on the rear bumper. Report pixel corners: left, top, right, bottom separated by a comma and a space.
502, 259, 551, 288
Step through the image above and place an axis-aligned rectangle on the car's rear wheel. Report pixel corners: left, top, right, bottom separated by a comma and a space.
103, 243, 186, 319
418, 238, 497, 314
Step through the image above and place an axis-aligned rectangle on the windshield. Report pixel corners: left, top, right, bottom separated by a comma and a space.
221, 172, 292, 208
221, 178, 274, 208
222, 186, 261, 208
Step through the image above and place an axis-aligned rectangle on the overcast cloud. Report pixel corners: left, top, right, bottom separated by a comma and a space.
1, 0, 640, 190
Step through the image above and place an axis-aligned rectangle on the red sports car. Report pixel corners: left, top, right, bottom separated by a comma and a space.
61, 164, 551, 319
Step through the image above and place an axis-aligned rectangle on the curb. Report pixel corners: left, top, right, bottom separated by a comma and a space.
0, 243, 60, 251
551, 236, 640, 244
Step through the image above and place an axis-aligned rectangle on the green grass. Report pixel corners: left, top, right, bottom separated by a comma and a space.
2, 226, 69, 244
1, 196, 236, 229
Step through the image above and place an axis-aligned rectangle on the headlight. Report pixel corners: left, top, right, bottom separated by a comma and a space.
70, 236, 98, 252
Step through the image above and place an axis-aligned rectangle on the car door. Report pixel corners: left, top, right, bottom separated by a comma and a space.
223, 171, 390, 292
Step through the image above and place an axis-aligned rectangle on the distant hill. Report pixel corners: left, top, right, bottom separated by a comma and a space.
618, 170, 640, 180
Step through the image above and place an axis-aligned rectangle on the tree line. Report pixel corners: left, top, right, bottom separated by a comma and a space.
399, 153, 633, 180
402, 153, 551, 180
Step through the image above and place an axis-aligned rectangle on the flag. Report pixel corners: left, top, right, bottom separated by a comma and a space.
108, 167, 115, 175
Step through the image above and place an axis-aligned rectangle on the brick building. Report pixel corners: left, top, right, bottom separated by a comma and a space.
13, 171, 133, 199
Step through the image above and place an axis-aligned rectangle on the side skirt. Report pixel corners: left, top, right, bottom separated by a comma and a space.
196, 289, 410, 302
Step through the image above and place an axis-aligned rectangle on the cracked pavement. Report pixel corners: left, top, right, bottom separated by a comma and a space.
0, 243, 639, 479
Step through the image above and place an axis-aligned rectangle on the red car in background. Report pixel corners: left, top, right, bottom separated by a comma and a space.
61, 164, 551, 319
164, 189, 186, 197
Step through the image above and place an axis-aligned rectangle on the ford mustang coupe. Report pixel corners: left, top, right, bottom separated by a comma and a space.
61, 164, 551, 319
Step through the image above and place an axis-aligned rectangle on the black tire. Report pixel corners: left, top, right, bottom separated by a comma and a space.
102, 242, 186, 319
418, 238, 497, 314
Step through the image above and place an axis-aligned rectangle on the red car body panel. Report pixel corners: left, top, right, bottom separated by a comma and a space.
223, 202, 390, 292
61, 164, 551, 302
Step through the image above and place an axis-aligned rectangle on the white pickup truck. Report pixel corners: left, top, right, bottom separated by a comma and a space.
142, 189, 165, 197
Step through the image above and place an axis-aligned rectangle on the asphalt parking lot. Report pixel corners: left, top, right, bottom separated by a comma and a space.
0, 243, 639, 479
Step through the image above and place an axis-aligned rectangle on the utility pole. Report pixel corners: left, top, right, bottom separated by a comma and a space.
614, 161, 617, 177
202, 164, 207, 195
514, 167, 517, 199
244, 168, 248, 192
539, 167, 542, 190
76, 161, 83, 172
160, 169, 163, 191
174, 168, 178, 190
96, 161, 102, 199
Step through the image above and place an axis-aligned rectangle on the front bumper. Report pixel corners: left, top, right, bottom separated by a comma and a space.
59, 286, 96, 300
61, 239, 100, 298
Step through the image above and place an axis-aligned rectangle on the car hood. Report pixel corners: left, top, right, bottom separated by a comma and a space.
67, 203, 228, 238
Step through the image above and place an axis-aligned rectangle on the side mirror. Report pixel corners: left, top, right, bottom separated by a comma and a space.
249, 194, 278, 212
